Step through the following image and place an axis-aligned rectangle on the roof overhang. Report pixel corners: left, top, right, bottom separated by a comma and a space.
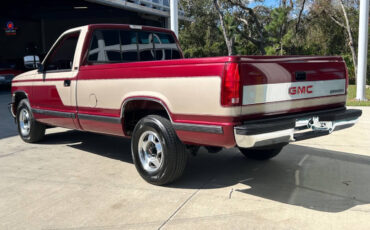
85, 0, 190, 20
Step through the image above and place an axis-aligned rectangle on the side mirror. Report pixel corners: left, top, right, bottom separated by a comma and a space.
24, 55, 40, 70
37, 63, 44, 73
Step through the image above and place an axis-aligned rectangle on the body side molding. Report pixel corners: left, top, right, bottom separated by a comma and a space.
32, 108, 76, 119
78, 113, 121, 124
172, 122, 223, 134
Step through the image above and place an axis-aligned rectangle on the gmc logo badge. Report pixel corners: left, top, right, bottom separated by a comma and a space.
289, 85, 313, 95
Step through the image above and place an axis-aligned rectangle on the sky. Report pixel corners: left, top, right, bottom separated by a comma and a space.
249, 0, 280, 8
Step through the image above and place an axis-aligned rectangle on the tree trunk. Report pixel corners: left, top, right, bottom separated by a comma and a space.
296, 0, 306, 33
213, 0, 233, 55
339, 0, 357, 76
227, 0, 266, 54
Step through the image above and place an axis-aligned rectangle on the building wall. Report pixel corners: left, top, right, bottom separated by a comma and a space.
0, 3, 165, 65
0, 19, 42, 64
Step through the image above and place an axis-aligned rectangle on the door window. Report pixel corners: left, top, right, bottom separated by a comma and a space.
44, 32, 80, 71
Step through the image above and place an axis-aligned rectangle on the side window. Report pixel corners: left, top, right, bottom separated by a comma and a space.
88, 30, 121, 63
45, 32, 80, 71
138, 31, 155, 61
120, 30, 138, 62
87, 29, 182, 65
153, 32, 181, 60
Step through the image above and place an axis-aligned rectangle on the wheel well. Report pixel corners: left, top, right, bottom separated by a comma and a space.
122, 100, 171, 136
13, 92, 28, 116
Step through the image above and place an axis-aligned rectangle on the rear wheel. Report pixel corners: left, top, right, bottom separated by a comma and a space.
16, 99, 45, 143
131, 115, 188, 185
239, 144, 286, 160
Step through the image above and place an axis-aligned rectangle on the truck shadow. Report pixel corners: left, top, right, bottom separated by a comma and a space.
41, 129, 370, 213
40, 130, 134, 163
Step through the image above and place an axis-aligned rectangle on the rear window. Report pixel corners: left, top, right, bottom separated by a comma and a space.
138, 31, 155, 61
88, 30, 121, 63
121, 31, 138, 62
87, 29, 181, 64
153, 32, 180, 60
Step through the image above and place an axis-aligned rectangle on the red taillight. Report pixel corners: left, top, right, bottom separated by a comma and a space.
221, 63, 241, 106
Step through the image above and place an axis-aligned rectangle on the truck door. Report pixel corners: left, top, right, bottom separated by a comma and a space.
31, 31, 82, 129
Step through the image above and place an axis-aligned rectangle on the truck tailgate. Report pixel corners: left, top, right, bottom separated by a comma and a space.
238, 56, 347, 117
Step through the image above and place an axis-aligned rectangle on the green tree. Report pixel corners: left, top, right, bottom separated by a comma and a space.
179, 0, 227, 57
264, 7, 292, 55
179, 0, 364, 85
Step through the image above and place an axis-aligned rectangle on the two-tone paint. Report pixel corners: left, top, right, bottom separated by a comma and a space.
11, 24, 348, 148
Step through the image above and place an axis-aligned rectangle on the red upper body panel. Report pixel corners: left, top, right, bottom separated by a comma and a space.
0, 69, 23, 76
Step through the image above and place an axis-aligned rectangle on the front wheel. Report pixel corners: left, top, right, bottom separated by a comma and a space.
16, 99, 45, 143
131, 115, 188, 185
239, 144, 285, 160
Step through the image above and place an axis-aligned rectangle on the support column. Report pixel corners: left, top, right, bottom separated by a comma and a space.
170, 0, 178, 37
356, 0, 369, 100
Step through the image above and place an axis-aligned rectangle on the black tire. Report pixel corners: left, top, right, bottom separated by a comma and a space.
239, 144, 285, 160
131, 115, 188, 185
16, 99, 45, 143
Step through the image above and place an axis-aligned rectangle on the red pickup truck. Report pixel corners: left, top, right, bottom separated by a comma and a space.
10, 24, 362, 185
0, 67, 23, 87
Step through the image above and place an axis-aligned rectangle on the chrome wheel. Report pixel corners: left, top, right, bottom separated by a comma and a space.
138, 131, 164, 173
19, 108, 31, 136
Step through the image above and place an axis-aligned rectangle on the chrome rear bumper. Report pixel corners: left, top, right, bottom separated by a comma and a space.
235, 108, 362, 148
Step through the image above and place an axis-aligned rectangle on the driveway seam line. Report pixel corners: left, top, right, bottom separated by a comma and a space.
158, 188, 200, 230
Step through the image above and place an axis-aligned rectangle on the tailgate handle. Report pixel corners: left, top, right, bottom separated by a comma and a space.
295, 72, 306, 81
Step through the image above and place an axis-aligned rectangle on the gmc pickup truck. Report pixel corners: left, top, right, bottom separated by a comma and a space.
10, 24, 362, 185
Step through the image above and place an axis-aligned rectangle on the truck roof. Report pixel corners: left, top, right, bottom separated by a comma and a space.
87, 24, 174, 34
61, 24, 177, 41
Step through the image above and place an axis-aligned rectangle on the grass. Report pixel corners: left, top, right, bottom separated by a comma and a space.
346, 85, 370, 106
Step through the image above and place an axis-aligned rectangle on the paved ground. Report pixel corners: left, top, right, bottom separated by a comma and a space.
1, 89, 370, 230
0, 87, 17, 139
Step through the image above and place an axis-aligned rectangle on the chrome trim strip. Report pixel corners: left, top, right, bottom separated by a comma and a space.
235, 129, 294, 148
78, 113, 121, 124
332, 118, 359, 132
172, 122, 223, 134
32, 108, 76, 119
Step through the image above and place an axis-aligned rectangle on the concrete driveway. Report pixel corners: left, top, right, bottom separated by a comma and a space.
1, 89, 370, 230
0, 88, 17, 139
